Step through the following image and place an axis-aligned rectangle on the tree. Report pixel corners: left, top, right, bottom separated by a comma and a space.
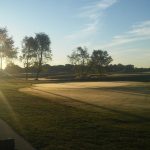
0, 27, 17, 70
68, 46, 89, 76
20, 36, 37, 80
90, 50, 113, 74
5, 62, 23, 74
35, 33, 52, 80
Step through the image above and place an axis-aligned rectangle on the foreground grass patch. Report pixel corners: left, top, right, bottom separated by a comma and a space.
0, 79, 150, 150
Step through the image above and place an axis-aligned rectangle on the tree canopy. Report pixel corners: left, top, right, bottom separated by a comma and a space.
68, 46, 89, 76
0, 27, 17, 69
90, 50, 113, 73
35, 33, 52, 80
21, 36, 37, 79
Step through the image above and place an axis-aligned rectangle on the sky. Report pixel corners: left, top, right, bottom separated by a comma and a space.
0, 0, 150, 67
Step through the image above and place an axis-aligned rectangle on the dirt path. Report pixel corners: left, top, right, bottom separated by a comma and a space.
0, 119, 36, 150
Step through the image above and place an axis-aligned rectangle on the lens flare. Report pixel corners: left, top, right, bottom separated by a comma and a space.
0, 90, 22, 130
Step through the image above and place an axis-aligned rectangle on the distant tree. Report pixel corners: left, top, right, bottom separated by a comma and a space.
5, 62, 23, 73
68, 46, 89, 76
20, 36, 37, 80
90, 50, 113, 74
0, 27, 17, 70
125, 65, 134, 72
42, 64, 51, 73
34, 33, 52, 80
107, 64, 135, 72
68, 50, 79, 66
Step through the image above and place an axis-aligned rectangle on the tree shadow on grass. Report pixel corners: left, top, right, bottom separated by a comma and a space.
30, 88, 150, 123
88, 85, 150, 95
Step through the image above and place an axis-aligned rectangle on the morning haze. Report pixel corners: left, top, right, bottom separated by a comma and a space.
0, 0, 150, 150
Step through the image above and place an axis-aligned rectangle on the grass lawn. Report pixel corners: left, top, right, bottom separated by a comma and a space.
0, 79, 150, 150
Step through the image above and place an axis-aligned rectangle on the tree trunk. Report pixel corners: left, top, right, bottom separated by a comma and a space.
35, 66, 40, 80
0, 53, 2, 70
35, 52, 43, 80
99, 66, 102, 76
36, 61, 42, 80
25, 59, 29, 80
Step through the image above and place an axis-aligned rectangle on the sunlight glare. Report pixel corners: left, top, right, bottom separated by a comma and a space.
0, 90, 22, 130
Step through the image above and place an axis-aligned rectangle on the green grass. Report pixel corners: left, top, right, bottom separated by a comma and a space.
0, 79, 150, 150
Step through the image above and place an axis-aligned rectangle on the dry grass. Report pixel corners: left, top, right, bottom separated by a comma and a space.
21, 82, 150, 112
1, 79, 150, 150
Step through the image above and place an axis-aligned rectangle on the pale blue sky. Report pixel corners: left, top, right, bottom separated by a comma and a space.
0, 0, 150, 67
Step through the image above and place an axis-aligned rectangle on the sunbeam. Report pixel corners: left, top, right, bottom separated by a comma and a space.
0, 90, 22, 130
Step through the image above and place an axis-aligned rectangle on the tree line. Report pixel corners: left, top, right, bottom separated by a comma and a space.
1, 27, 149, 80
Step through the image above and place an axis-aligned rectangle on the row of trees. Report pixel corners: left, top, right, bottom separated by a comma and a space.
1, 27, 113, 79
5, 62, 150, 75
68, 47, 113, 76
3, 27, 145, 79
0, 27, 52, 80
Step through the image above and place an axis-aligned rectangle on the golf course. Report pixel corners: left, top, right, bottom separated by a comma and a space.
0, 79, 150, 150
0, 1, 150, 149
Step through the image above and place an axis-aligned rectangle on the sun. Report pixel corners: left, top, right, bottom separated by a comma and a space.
0, 59, 7, 70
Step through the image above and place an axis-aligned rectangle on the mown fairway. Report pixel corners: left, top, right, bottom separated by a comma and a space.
0, 79, 150, 150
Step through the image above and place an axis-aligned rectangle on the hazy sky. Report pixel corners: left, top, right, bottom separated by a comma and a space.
0, 0, 150, 67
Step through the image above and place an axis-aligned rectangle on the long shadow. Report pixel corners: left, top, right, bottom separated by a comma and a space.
45, 74, 150, 82
30, 88, 150, 122
87, 86, 150, 96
